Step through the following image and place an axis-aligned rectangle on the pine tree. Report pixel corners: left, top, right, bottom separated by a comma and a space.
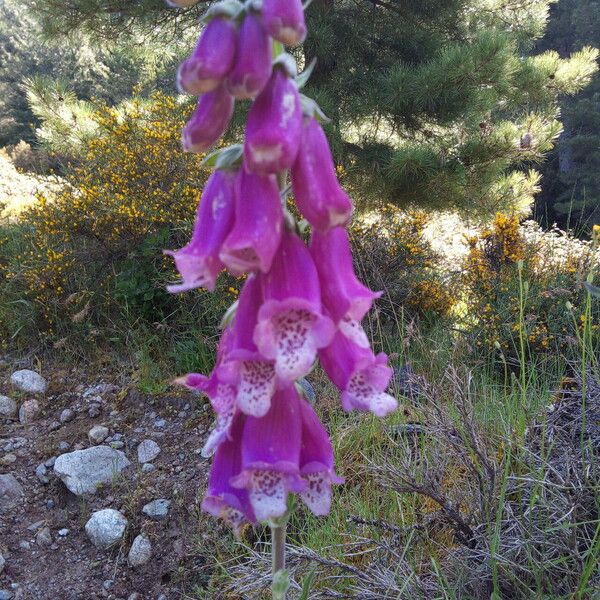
535, 0, 600, 229
25, 0, 599, 217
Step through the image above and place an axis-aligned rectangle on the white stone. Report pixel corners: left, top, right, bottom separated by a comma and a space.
85, 509, 128, 549
0, 396, 17, 418
137, 439, 160, 464
128, 534, 152, 567
88, 425, 109, 445
19, 399, 39, 424
53, 446, 130, 495
10, 370, 48, 394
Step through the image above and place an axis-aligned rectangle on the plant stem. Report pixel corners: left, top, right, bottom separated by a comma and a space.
271, 523, 286, 575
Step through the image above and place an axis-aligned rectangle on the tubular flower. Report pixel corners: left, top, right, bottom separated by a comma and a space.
165, 169, 236, 293
182, 85, 235, 153
298, 399, 343, 515
219, 167, 284, 276
254, 230, 335, 381
227, 11, 272, 100
310, 226, 381, 347
201, 412, 257, 533
230, 385, 306, 521
244, 69, 302, 175
291, 117, 353, 232
227, 275, 277, 418
261, 0, 306, 46
177, 16, 237, 95
319, 331, 397, 417
176, 329, 238, 457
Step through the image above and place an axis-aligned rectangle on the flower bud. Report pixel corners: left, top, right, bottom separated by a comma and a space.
177, 16, 237, 95
292, 117, 353, 231
227, 11, 272, 100
244, 69, 302, 174
261, 0, 306, 46
182, 85, 234, 153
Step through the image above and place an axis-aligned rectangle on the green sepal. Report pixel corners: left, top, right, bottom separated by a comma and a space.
300, 93, 330, 123
295, 58, 317, 89
220, 300, 239, 329
202, 0, 244, 22
273, 53, 298, 78
201, 144, 244, 170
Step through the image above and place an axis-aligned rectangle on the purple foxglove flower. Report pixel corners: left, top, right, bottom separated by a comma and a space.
310, 226, 382, 348
319, 331, 397, 417
231, 385, 305, 521
261, 0, 307, 46
202, 411, 257, 533
298, 399, 343, 515
175, 328, 238, 456
182, 84, 235, 153
219, 167, 284, 276
291, 118, 353, 232
227, 11, 272, 100
177, 16, 237, 95
165, 169, 236, 293
254, 230, 335, 381
227, 275, 277, 417
244, 69, 302, 175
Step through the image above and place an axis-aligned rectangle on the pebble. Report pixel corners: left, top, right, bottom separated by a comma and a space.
0, 474, 24, 514
85, 509, 128, 549
46, 500, 55, 509
35, 463, 49, 484
127, 594, 142, 600
10, 369, 48, 394
137, 439, 161, 464
18, 541, 30, 550
58, 441, 70, 451
49, 421, 61, 431
103, 580, 114, 590
0, 453, 17, 466
110, 441, 125, 450
0, 590, 12, 600
45, 456, 57, 468
59, 408, 74, 423
58, 528, 69, 536
36, 526, 52, 547
88, 405, 101, 418
0, 554, 4, 574
142, 499, 170, 520
142, 463, 155, 474
0, 396, 17, 418
88, 425, 109, 445
128, 534, 152, 567
153, 419, 166, 429
19, 399, 40, 424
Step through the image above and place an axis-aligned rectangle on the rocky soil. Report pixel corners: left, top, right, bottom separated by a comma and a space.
0, 357, 227, 600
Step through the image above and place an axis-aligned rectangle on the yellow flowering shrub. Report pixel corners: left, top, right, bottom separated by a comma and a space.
352, 205, 456, 322
462, 213, 599, 360
1, 91, 223, 333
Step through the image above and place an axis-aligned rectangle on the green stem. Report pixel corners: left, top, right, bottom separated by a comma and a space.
271, 523, 287, 598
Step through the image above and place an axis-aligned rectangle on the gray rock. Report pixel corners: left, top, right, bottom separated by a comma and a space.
49, 421, 61, 431
10, 370, 48, 394
85, 509, 128, 548
44, 456, 57, 468
110, 441, 125, 450
88, 425, 109, 445
128, 534, 152, 567
88, 405, 101, 418
142, 499, 170, 520
0, 396, 17, 418
36, 526, 52, 547
137, 440, 160, 464
0, 590, 12, 600
19, 399, 39, 424
102, 580, 114, 591
127, 594, 142, 600
35, 464, 49, 484
58, 528, 69, 537
0, 453, 16, 466
59, 408, 74, 423
58, 441, 70, 451
0, 554, 4, 574
18, 541, 30, 550
141, 463, 155, 474
53, 446, 130, 495
0, 474, 24, 514
83, 383, 115, 398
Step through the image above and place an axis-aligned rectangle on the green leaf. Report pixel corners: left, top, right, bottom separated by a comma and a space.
272, 569, 291, 600
299, 565, 317, 600
201, 144, 243, 170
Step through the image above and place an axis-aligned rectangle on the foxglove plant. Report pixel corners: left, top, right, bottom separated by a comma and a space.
165, 0, 397, 595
